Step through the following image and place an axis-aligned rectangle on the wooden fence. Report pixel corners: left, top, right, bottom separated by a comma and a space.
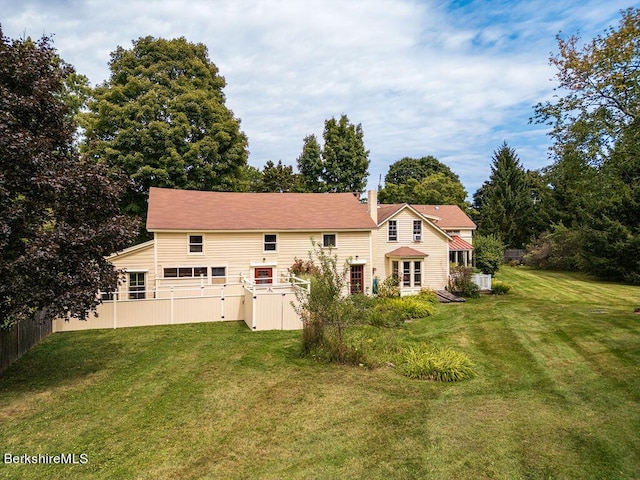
0, 310, 53, 374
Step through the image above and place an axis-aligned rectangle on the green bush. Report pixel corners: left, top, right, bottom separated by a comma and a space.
398, 343, 476, 382
376, 275, 400, 298
473, 234, 505, 275
491, 281, 511, 295
448, 265, 480, 298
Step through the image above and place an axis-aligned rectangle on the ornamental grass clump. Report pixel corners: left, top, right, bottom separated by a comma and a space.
491, 281, 511, 295
398, 343, 476, 382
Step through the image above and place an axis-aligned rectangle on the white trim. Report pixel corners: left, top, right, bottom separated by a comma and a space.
107, 239, 154, 260
250, 261, 278, 267
187, 233, 205, 255
263, 233, 278, 253
348, 259, 367, 266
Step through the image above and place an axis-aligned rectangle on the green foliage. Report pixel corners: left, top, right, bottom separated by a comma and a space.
0, 31, 138, 328
379, 174, 469, 210
371, 295, 436, 327
257, 160, 302, 193
530, 8, 640, 282
490, 281, 511, 295
296, 115, 370, 193
294, 241, 364, 363
80, 36, 249, 229
473, 233, 504, 275
398, 343, 476, 381
376, 275, 400, 298
384, 156, 461, 186
473, 143, 535, 248
380, 156, 469, 209
448, 265, 480, 298
524, 223, 581, 271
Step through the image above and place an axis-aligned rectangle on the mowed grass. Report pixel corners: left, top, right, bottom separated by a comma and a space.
1, 267, 639, 479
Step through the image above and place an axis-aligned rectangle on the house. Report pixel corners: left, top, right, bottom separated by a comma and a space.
53, 188, 475, 332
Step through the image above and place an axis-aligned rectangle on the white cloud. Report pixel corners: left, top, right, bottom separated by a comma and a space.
1, 0, 632, 196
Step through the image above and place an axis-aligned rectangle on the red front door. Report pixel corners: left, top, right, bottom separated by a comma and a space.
350, 265, 364, 294
255, 267, 273, 285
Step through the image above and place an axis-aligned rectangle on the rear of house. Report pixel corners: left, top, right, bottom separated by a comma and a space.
54, 188, 476, 332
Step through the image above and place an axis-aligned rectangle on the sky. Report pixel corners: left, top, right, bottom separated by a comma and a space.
1, 0, 634, 197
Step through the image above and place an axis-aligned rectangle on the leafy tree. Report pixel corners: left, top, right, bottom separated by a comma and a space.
297, 134, 324, 192
296, 115, 370, 193
532, 7, 640, 282
257, 160, 302, 193
0, 31, 137, 328
379, 156, 468, 208
379, 173, 469, 209
384, 156, 461, 185
473, 143, 535, 248
81, 36, 248, 225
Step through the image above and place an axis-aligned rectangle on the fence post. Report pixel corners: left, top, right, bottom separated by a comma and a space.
170, 286, 174, 325
220, 285, 225, 320
113, 291, 118, 329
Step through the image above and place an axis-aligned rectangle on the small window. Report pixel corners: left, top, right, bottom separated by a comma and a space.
264, 234, 277, 251
129, 272, 145, 300
189, 235, 203, 254
179, 267, 193, 278
194, 267, 207, 277
323, 234, 337, 248
414, 261, 421, 286
164, 268, 178, 278
392, 260, 399, 279
413, 220, 422, 242
101, 291, 114, 301
211, 266, 226, 284
388, 220, 397, 241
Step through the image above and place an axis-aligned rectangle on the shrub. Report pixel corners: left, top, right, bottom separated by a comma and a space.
448, 265, 480, 298
376, 275, 400, 298
523, 223, 580, 271
474, 234, 504, 275
398, 343, 476, 381
491, 281, 511, 295
289, 257, 319, 276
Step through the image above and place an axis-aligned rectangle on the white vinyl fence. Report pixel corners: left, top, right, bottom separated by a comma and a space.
53, 275, 309, 333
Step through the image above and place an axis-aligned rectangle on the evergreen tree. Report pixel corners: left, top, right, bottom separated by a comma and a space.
258, 160, 302, 193
473, 143, 534, 248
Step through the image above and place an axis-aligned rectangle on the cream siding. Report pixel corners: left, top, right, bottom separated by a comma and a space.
107, 243, 156, 298
154, 230, 372, 291
375, 209, 450, 290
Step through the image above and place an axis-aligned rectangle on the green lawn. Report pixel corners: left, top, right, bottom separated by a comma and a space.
1, 267, 639, 479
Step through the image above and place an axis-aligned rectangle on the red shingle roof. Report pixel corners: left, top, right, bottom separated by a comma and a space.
449, 236, 474, 251
385, 247, 429, 258
146, 187, 377, 231
377, 204, 476, 229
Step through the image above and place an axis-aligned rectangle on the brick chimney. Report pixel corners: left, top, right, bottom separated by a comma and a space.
367, 190, 378, 225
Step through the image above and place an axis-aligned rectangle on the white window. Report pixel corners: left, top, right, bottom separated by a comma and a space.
388, 220, 397, 241
264, 234, 277, 252
129, 272, 145, 300
414, 261, 422, 286
402, 261, 411, 287
163, 267, 207, 278
323, 233, 337, 248
188, 234, 204, 254
211, 266, 226, 284
413, 220, 422, 242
